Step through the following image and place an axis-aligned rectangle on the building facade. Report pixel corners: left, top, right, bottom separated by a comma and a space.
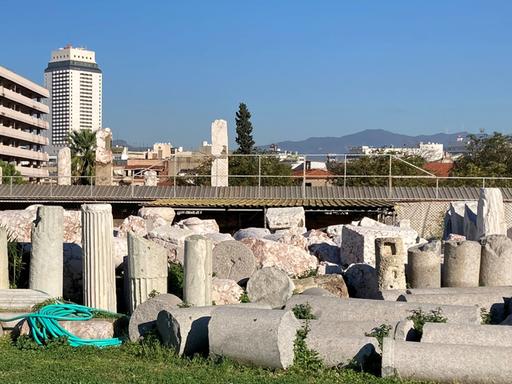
44, 45, 102, 155
0, 66, 49, 177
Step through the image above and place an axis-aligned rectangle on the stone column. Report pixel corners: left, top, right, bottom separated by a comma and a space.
0, 167, 3, 185
95, 128, 113, 186
81, 204, 117, 311
422, 323, 512, 347
143, 170, 158, 186
127, 232, 168, 313
375, 237, 406, 290
29, 206, 64, 297
407, 241, 441, 288
477, 188, 507, 239
183, 235, 212, 306
442, 240, 480, 287
210, 119, 228, 187
57, 147, 71, 185
480, 235, 512, 286
0, 227, 8, 289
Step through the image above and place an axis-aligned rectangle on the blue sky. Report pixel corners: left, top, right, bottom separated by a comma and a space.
2, 1, 511, 149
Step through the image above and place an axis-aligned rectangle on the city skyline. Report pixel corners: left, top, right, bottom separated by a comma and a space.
2, 0, 512, 149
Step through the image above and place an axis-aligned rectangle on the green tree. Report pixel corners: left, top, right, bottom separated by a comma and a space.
450, 132, 512, 187
228, 152, 294, 186
327, 154, 429, 187
69, 130, 97, 185
235, 102, 255, 154
0, 160, 23, 184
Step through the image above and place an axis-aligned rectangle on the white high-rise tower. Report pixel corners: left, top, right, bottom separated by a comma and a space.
44, 45, 102, 154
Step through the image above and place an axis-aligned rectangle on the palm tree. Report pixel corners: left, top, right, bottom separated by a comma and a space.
69, 129, 97, 185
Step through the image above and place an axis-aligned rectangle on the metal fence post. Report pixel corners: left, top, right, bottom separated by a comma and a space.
482, 178, 486, 188
258, 155, 261, 188
173, 155, 177, 198
388, 155, 392, 198
343, 154, 347, 198
9, 177, 12, 196
302, 155, 307, 198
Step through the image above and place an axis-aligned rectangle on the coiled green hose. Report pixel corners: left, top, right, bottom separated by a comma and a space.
0, 302, 123, 347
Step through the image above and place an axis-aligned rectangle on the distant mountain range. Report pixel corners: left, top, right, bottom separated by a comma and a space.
264, 129, 470, 154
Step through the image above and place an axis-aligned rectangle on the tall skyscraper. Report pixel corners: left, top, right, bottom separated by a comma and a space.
44, 45, 102, 154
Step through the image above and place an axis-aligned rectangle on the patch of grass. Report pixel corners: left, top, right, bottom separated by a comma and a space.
291, 320, 324, 373
0, 333, 434, 384
292, 303, 316, 320
295, 268, 318, 279
480, 308, 492, 324
168, 262, 184, 298
365, 324, 392, 351
407, 307, 447, 337
239, 291, 250, 303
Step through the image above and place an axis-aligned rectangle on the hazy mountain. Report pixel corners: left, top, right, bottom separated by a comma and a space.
265, 129, 470, 154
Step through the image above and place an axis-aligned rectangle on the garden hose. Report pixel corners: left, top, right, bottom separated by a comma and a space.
0, 302, 123, 347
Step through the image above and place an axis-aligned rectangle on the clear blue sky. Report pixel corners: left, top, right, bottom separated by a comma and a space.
2, 0, 511, 149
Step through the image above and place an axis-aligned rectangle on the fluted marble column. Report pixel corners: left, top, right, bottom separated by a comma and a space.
0, 227, 8, 289
183, 235, 212, 306
82, 204, 116, 311
127, 232, 168, 313
29, 206, 64, 297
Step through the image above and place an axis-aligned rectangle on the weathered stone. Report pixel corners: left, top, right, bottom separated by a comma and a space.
442, 240, 481, 287
212, 240, 256, 283
375, 237, 406, 291
265, 207, 305, 230
95, 128, 113, 186
15, 318, 114, 339
341, 224, 419, 267
305, 229, 340, 264
204, 232, 234, 245
285, 295, 480, 325
143, 170, 158, 186
292, 274, 349, 298
127, 232, 168, 313
112, 236, 128, 267
301, 287, 336, 297
463, 202, 478, 241
57, 147, 71, 185
82, 204, 116, 312
118, 216, 147, 238
210, 119, 228, 187
233, 227, 270, 241
326, 224, 344, 246
480, 235, 512, 286
209, 307, 300, 369
138, 207, 176, 223
30, 206, 64, 297
447, 233, 466, 241
407, 240, 441, 289
0, 289, 50, 311
382, 338, 512, 383
177, 217, 220, 235
247, 267, 295, 308
422, 323, 512, 347
241, 238, 318, 277
146, 226, 195, 264
128, 293, 183, 341
211, 278, 243, 305
405, 286, 512, 296
343, 263, 380, 299
477, 188, 507, 239
184, 235, 212, 306
0, 227, 8, 289
265, 228, 308, 250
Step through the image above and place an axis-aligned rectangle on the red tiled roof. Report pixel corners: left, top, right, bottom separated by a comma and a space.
423, 162, 454, 177
292, 168, 333, 179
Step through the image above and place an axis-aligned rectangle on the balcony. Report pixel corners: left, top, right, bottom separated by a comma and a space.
0, 106, 49, 130
15, 165, 48, 178
0, 125, 48, 146
0, 87, 49, 114
0, 66, 49, 98
0, 144, 48, 161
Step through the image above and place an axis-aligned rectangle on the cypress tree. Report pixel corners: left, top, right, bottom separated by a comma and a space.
235, 102, 255, 154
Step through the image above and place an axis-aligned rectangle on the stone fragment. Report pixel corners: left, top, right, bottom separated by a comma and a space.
265, 207, 305, 230
326, 224, 344, 246
292, 274, 349, 298
29, 206, 64, 297
57, 147, 71, 185
343, 263, 380, 299
177, 217, 219, 234
305, 229, 340, 264
210, 119, 229, 187
211, 278, 243, 305
382, 338, 512, 383
15, 318, 114, 339
265, 228, 308, 250
95, 128, 113, 186
241, 238, 318, 277
443, 201, 467, 238
407, 240, 441, 289
128, 293, 183, 341
138, 207, 176, 223
0, 289, 51, 311
118, 216, 147, 238
247, 267, 295, 308
480, 235, 512, 286
422, 323, 512, 347
143, 170, 158, 186
127, 232, 168, 313
82, 204, 116, 312
146, 226, 195, 264
375, 237, 406, 291
463, 202, 478, 241
301, 287, 336, 297
183, 235, 212, 306
212, 240, 256, 283
0, 227, 8, 289
442, 240, 481, 287
209, 307, 300, 369
233, 227, 270, 241
204, 232, 234, 245
477, 188, 507, 239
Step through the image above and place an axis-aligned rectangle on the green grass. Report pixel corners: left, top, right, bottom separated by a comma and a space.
0, 334, 433, 384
